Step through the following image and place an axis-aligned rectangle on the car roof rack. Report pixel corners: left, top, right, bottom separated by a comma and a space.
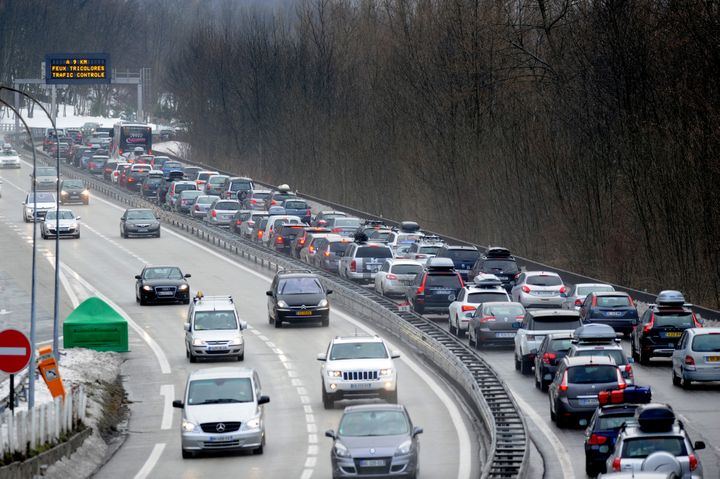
426, 257, 456, 270
193, 293, 233, 304
485, 246, 512, 258
656, 290, 686, 307
469, 274, 503, 288
634, 403, 676, 433
572, 324, 621, 344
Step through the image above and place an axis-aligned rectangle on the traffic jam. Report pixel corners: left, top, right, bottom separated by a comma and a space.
15, 123, 720, 478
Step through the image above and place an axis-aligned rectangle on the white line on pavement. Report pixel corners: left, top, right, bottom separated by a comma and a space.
133, 443, 165, 479
160, 384, 175, 430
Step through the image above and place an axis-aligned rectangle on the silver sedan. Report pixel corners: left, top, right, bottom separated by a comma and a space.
511, 271, 566, 308
374, 259, 423, 296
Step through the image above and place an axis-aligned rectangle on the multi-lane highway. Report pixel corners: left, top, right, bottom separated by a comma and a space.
0, 158, 479, 478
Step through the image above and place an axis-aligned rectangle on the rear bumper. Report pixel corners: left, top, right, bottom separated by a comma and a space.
681, 367, 720, 382
276, 308, 329, 323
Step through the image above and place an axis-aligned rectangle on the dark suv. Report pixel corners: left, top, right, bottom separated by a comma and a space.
266, 270, 332, 328
405, 257, 464, 315
272, 224, 306, 254
469, 247, 519, 292
630, 290, 702, 365
435, 245, 480, 281
578, 292, 638, 336
533, 332, 573, 391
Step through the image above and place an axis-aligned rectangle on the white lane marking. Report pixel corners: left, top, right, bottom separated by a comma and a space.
60, 263, 172, 374
44, 254, 81, 308
82, 223, 148, 264
160, 384, 175, 430
300, 470, 313, 479
333, 309, 473, 479
512, 393, 574, 477
133, 442, 165, 479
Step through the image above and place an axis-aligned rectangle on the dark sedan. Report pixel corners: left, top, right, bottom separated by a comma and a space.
59, 179, 89, 205
267, 271, 331, 327
120, 208, 161, 238
578, 292, 638, 336
135, 266, 191, 305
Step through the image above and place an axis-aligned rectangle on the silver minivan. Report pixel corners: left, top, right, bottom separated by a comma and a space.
173, 367, 269, 458
184, 295, 247, 362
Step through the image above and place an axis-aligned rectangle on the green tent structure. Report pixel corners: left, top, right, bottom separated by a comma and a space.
63, 297, 129, 352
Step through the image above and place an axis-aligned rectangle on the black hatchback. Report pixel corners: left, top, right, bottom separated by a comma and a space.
406, 258, 464, 315
470, 247, 519, 292
267, 270, 332, 328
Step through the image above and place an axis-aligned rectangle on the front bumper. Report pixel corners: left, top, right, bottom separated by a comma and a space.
190, 343, 244, 358
325, 376, 397, 400
276, 308, 329, 323
332, 452, 417, 478
44, 227, 79, 238
0, 162, 20, 169
126, 226, 161, 237
140, 289, 189, 303
181, 428, 263, 452
60, 193, 89, 204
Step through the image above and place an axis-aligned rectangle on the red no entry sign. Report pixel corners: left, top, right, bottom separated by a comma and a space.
0, 329, 32, 374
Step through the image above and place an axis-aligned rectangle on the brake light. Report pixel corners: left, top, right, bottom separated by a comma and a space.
251, 199, 257, 205
247, 220, 255, 226
276, 236, 283, 244
692, 313, 702, 328
461, 305, 476, 312
624, 364, 633, 379
588, 434, 608, 445
611, 457, 621, 472
271, 200, 278, 205
689, 453, 698, 471
236, 219, 242, 225
299, 238, 306, 246
309, 246, 315, 253
128, 177, 135, 182
324, 250, 331, 257
416, 275, 427, 295
416, 254, 427, 259
574, 299, 582, 306
616, 369, 627, 389
258, 230, 263, 239
387, 274, 398, 280
685, 355, 695, 366
211, 210, 217, 217
643, 313, 655, 333
592, 294, 597, 306
350, 260, 356, 272
559, 371, 568, 391
542, 353, 556, 364
479, 315, 495, 322
559, 286, 567, 294
332, 228, 341, 233
521, 285, 531, 293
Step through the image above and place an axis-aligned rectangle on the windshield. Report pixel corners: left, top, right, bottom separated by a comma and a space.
550, 338, 573, 352
622, 437, 687, 459
146, 177, 162, 185
532, 318, 582, 331
209, 176, 228, 184
333, 218, 361, 227
143, 267, 183, 280
278, 277, 323, 295
230, 180, 252, 191
484, 304, 525, 317
193, 311, 238, 330
329, 242, 350, 253
63, 180, 84, 188
339, 410, 409, 437
46, 210, 74, 220
187, 377, 253, 405
654, 312, 694, 328
577, 285, 614, 295
284, 201, 307, 209
467, 292, 508, 304
198, 172, 217, 181
164, 161, 181, 169
126, 210, 155, 220
481, 259, 519, 274
213, 201, 240, 211
330, 342, 388, 360
37, 167, 56, 176
419, 246, 441, 255
356, 246, 393, 259
596, 296, 632, 307
567, 365, 617, 384
692, 334, 720, 352
391, 264, 423, 275
0, 149, 18, 156
181, 191, 202, 199
597, 414, 635, 431
27, 193, 55, 202
573, 349, 625, 365
196, 196, 217, 205
426, 275, 461, 288
527, 275, 562, 286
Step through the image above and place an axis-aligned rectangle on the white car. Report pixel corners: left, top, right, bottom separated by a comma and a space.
511, 271, 567, 309
317, 335, 400, 409
374, 259, 423, 296
0, 145, 21, 169
41, 209, 81, 239
448, 275, 510, 337
23, 192, 57, 222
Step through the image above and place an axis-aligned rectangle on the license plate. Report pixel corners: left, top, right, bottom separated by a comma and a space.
496, 332, 516, 338
662, 332, 682, 338
707, 356, 720, 362
157, 291, 173, 296
606, 311, 623, 316
536, 291, 554, 296
435, 290, 453, 295
137, 228, 147, 231
359, 459, 385, 467
207, 435, 233, 441
207, 345, 227, 351
579, 398, 598, 407
350, 383, 373, 389
297, 310, 312, 316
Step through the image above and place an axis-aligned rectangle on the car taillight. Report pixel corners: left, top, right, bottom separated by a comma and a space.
211, 210, 217, 217
542, 353, 556, 364
276, 236, 283, 244
521, 285, 531, 293
692, 313, 703, 328
559, 286, 567, 294
250, 199, 257, 204
611, 457, 621, 472
416, 254, 427, 259
128, 177, 135, 182
643, 313, 655, 333
271, 200, 278, 205
588, 434, 608, 445
479, 315, 495, 322
416, 275, 427, 295
194, 204, 199, 210
558, 371, 569, 391
306, 209, 311, 216
616, 369, 627, 389
689, 453, 698, 471
236, 219, 242, 225
332, 228, 341, 233
624, 364, 633, 379
350, 260, 356, 272
309, 246, 315, 253
258, 230, 263, 239
247, 220, 255, 226
574, 299, 582, 306
461, 305, 476, 312
387, 274, 398, 280
685, 355, 695, 366
592, 295, 598, 306
299, 237, 306, 245
324, 250, 331, 257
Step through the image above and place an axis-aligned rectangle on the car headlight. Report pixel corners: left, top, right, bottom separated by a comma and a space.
380, 368, 394, 377
81, 190, 89, 196
334, 441, 351, 458
61, 191, 68, 196
395, 439, 412, 456
192, 338, 206, 346
228, 336, 243, 346
277, 300, 289, 308
181, 420, 198, 432
142, 285, 152, 292
69, 223, 78, 229
244, 417, 261, 430
178, 284, 189, 291
318, 299, 328, 308
327, 370, 342, 378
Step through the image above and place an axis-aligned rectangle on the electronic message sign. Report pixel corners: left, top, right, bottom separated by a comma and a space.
45, 53, 110, 84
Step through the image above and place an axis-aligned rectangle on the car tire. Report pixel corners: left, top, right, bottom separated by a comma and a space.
468, 330, 476, 348
189, 351, 197, 363
183, 297, 190, 305
321, 318, 329, 327
515, 354, 521, 371
413, 303, 424, 315
268, 314, 274, 325
322, 386, 334, 410
456, 327, 465, 339
181, 449, 194, 459
550, 403, 557, 422
672, 368, 681, 387
638, 348, 650, 366
139, 296, 147, 306
75, 233, 80, 239
449, 323, 457, 335
534, 371, 541, 389
681, 375, 692, 389
520, 356, 532, 375
253, 444, 264, 455
238, 351, 245, 361
156, 230, 161, 238
274, 317, 282, 329
585, 460, 599, 477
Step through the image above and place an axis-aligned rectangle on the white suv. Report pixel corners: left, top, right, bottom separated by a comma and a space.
184, 294, 247, 362
317, 336, 400, 409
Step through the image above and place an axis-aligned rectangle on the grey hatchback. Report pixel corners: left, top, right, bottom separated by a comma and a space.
325, 404, 422, 478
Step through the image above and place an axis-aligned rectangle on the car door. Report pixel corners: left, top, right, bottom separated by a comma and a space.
548, 362, 566, 407
511, 273, 525, 301
185, 303, 195, 349
267, 277, 278, 318
515, 312, 531, 356
672, 331, 689, 375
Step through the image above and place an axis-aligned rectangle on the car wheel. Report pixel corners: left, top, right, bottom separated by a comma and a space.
156, 230, 161, 238
75, 233, 80, 239
672, 368, 681, 387
456, 326, 465, 339
449, 322, 457, 335
181, 449, 194, 459
638, 347, 650, 366
585, 459, 599, 477
549, 402, 557, 422
514, 354, 521, 371
556, 413, 568, 429
253, 444, 264, 455
322, 386, 334, 410
321, 317, 329, 327
183, 297, 190, 305
681, 374, 692, 389
534, 370, 541, 389
274, 317, 282, 328
268, 314, 274, 325
520, 356, 532, 375
238, 351, 245, 361
468, 330, 476, 348
189, 351, 197, 363
413, 304, 424, 315
139, 296, 147, 306
631, 342, 639, 362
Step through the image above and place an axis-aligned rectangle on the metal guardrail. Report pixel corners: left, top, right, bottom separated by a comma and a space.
33, 146, 529, 478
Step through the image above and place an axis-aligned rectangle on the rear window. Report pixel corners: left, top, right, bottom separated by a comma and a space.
391, 264, 423, 275
654, 312, 694, 328
596, 296, 632, 307
573, 349, 626, 365
214, 201, 240, 210
356, 246, 393, 259
692, 334, 720, 352
550, 338, 573, 352
467, 292, 509, 304
577, 285, 614, 295
370, 231, 393, 241
280, 226, 303, 238
253, 192, 272, 200
419, 246, 442, 255
527, 275, 562, 286
481, 259, 519, 274
484, 304, 525, 317
567, 365, 617, 384
334, 218, 361, 227
175, 184, 197, 193
196, 196, 216, 205
329, 242, 350, 253
209, 176, 228, 184
446, 250, 480, 262
284, 201, 307, 209
230, 180, 253, 191
596, 413, 635, 431
426, 275, 462, 288
621, 437, 687, 459
532, 317, 582, 331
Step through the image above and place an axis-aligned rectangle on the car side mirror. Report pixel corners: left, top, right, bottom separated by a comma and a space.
412, 427, 423, 437
316, 353, 327, 361
325, 429, 336, 439
258, 395, 270, 405
694, 441, 706, 450
266, 291, 273, 297
134, 275, 142, 280
239, 320, 248, 330
172, 400, 184, 409
391, 351, 401, 359
184, 323, 191, 332
326, 289, 333, 295
75, 216, 81, 220
120, 217, 125, 221
184, 274, 192, 278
